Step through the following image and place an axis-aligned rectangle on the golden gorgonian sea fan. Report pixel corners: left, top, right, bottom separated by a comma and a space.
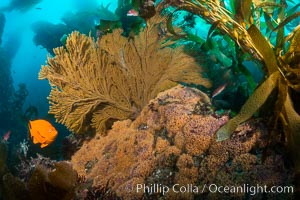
39, 15, 211, 134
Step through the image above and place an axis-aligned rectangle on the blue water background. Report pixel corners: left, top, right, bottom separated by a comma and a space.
1, 0, 117, 116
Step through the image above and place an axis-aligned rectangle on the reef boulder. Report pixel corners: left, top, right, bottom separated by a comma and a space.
71, 85, 294, 199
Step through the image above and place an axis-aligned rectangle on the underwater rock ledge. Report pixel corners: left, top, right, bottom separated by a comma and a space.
71, 85, 294, 200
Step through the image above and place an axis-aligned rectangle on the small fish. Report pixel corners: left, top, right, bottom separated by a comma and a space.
28, 119, 58, 148
2, 130, 11, 142
212, 83, 228, 98
127, 9, 139, 17
60, 34, 68, 45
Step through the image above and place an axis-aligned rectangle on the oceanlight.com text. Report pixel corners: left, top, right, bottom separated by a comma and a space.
208, 184, 294, 196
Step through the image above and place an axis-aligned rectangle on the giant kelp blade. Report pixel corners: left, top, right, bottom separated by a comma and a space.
186, 33, 205, 44
241, 0, 252, 21
286, 3, 300, 17
287, 28, 300, 53
264, 13, 275, 32
255, 1, 282, 14
271, 11, 300, 33
238, 63, 257, 92
207, 20, 221, 41
216, 71, 280, 141
235, 0, 252, 24
283, 93, 300, 172
166, 9, 187, 37
166, 12, 176, 36
282, 28, 300, 65
233, 0, 241, 18
275, 6, 285, 53
247, 24, 278, 74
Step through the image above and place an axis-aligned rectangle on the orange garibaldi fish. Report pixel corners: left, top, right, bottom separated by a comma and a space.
28, 119, 58, 148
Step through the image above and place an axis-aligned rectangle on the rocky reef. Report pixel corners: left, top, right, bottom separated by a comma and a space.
71, 85, 295, 199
